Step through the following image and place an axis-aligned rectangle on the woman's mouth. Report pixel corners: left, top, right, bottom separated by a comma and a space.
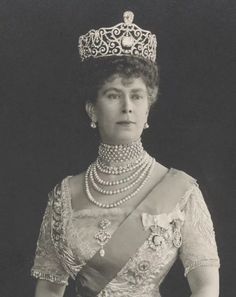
117, 121, 135, 125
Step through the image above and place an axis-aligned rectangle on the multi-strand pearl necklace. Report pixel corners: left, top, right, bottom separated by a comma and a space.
85, 139, 155, 208
98, 139, 144, 163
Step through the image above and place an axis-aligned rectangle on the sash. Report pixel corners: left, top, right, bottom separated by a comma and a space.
75, 168, 196, 297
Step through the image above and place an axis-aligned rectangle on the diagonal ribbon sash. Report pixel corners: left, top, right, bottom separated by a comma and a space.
75, 168, 196, 297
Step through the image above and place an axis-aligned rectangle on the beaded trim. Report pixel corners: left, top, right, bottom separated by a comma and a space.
184, 259, 220, 277
31, 269, 69, 285
50, 181, 84, 278
72, 207, 130, 218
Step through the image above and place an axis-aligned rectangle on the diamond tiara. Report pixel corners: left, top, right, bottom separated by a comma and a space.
78, 11, 157, 62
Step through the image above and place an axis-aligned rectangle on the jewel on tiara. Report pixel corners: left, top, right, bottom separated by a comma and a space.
78, 11, 157, 62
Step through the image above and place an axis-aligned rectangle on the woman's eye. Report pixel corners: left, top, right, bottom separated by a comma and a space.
132, 94, 143, 100
107, 93, 120, 99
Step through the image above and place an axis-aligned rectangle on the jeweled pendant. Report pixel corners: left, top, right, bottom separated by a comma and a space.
100, 248, 105, 257
173, 230, 182, 248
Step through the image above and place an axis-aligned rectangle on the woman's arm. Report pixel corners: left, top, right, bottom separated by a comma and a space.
35, 279, 66, 297
179, 185, 220, 296
187, 266, 219, 297
31, 187, 70, 296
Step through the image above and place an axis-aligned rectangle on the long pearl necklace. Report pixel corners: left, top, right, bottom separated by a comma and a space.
93, 153, 150, 186
84, 139, 155, 208
89, 159, 152, 195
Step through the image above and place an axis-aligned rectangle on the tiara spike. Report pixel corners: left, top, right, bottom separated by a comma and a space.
123, 11, 134, 25
78, 11, 157, 62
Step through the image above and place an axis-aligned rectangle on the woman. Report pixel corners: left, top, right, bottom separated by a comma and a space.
31, 11, 220, 297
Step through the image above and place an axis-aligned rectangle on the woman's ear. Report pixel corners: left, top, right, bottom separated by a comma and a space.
146, 103, 151, 117
153, 86, 158, 99
85, 102, 97, 122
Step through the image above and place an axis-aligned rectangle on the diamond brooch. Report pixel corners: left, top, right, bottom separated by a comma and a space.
147, 225, 165, 250
94, 218, 112, 257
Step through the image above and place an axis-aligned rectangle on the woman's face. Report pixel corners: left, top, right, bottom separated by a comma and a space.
86, 75, 150, 145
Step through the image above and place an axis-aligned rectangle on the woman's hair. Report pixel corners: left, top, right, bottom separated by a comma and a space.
80, 56, 159, 107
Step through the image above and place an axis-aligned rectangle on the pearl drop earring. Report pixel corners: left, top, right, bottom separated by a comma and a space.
144, 122, 149, 129
90, 121, 97, 128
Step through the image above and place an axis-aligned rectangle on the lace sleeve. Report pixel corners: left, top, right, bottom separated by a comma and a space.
179, 185, 220, 276
31, 190, 69, 285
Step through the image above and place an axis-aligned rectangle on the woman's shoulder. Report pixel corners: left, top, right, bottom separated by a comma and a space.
152, 162, 200, 211
49, 172, 86, 203
47, 172, 88, 214
69, 171, 86, 193
153, 161, 197, 185
152, 160, 169, 181
153, 160, 168, 172
68, 171, 85, 200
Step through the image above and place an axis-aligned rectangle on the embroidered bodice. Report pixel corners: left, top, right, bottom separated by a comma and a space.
31, 172, 220, 297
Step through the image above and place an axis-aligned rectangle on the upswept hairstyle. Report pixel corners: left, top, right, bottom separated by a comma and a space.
80, 56, 159, 107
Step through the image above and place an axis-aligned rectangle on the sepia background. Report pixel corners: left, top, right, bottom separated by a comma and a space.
1, 0, 235, 296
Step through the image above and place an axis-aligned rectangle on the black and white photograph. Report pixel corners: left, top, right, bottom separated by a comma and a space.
1, 1, 235, 296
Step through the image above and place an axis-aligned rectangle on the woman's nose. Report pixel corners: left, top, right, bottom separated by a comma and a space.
121, 96, 132, 113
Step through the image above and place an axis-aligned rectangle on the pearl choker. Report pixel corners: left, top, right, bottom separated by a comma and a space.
98, 138, 144, 164
84, 139, 155, 208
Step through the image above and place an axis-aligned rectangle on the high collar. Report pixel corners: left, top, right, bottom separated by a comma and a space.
98, 138, 144, 165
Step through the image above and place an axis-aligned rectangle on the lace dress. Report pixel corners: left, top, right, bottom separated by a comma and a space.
31, 175, 220, 297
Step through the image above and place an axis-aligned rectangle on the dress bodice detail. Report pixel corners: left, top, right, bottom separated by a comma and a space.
63, 176, 188, 296
31, 172, 220, 297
